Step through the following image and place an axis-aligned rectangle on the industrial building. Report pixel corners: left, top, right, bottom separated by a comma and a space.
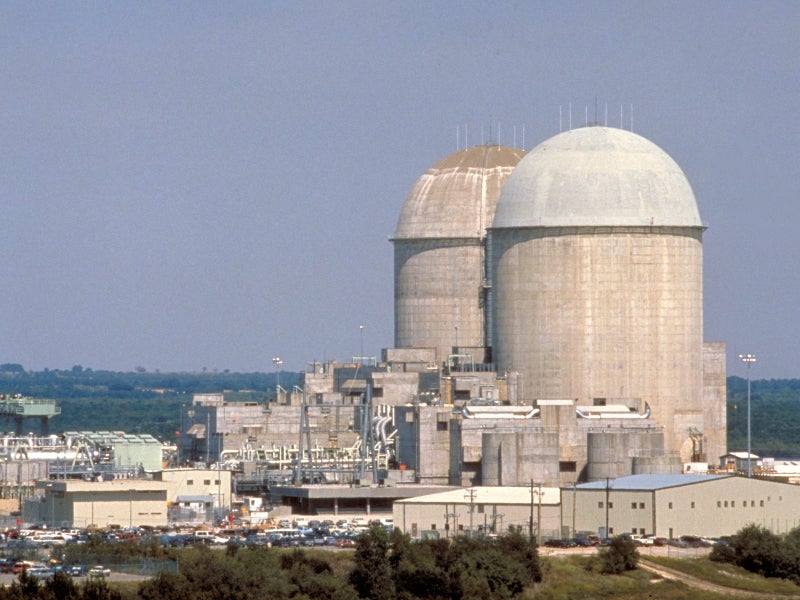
561, 473, 800, 539
393, 485, 561, 542
30, 479, 169, 529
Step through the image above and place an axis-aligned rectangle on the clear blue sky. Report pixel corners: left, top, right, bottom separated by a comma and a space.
2, 2, 798, 379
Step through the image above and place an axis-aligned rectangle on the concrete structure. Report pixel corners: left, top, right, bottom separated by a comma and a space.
490, 126, 726, 473
561, 473, 800, 539
393, 485, 561, 541
29, 479, 168, 529
392, 144, 524, 364
154, 468, 232, 515
269, 482, 455, 516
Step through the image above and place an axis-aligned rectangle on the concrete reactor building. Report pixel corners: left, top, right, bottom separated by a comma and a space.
391, 144, 525, 364
391, 125, 726, 484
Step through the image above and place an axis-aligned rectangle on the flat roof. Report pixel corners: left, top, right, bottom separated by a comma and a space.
577, 473, 730, 491
270, 484, 455, 501
396, 485, 561, 506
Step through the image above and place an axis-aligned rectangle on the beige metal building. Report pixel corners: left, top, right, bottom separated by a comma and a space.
154, 468, 232, 513
392, 144, 524, 364
393, 485, 561, 541
562, 474, 800, 539
29, 479, 168, 529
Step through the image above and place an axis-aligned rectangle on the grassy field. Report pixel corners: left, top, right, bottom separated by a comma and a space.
524, 554, 800, 599
643, 555, 800, 596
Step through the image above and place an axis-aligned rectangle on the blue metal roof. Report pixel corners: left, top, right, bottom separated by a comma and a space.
576, 473, 730, 491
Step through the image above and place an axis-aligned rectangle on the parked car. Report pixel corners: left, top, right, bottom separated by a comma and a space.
88, 565, 111, 578
67, 564, 89, 577
572, 537, 597, 547
27, 567, 54, 580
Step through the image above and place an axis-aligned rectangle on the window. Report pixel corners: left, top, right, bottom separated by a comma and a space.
204, 479, 211, 486
187, 480, 194, 486
431, 524, 436, 530
598, 502, 604, 509
631, 528, 637, 534
631, 502, 637, 509
731, 501, 735, 507
639, 502, 645, 509
668, 502, 673, 509
405, 412, 414, 423
724, 501, 728, 507
437, 421, 448, 431
751, 500, 755, 507
478, 504, 485, 514
214, 480, 220, 485
691, 501, 695, 508
559, 461, 577, 472
717, 500, 722, 507
639, 528, 645, 535
608, 502, 614, 509
760, 500, 765, 507
609, 527, 614, 534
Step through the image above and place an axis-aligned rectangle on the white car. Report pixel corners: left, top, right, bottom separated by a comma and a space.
88, 565, 111, 578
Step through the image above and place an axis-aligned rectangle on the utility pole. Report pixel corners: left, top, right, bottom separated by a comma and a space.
605, 478, 610, 538
529, 479, 534, 542
572, 481, 577, 538
465, 488, 477, 537
529, 480, 543, 544
536, 482, 543, 545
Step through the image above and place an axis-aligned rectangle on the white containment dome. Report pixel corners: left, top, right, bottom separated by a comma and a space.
392, 144, 524, 364
490, 126, 710, 467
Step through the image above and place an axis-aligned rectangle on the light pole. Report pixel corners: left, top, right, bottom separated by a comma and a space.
129, 489, 135, 529
272, 357, 282, 399
739, 353, 757, 477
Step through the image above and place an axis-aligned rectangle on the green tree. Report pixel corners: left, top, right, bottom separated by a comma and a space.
599, 535, 639, 574
350, 525, 395, 600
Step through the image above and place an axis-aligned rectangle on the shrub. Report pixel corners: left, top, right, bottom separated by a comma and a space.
598, 535, 639, 574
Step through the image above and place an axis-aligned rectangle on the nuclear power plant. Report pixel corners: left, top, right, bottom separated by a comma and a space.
180, 124, 727, 509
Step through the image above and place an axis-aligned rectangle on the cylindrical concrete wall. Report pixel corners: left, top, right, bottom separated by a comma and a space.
492, 229, 703, 457
632, 454, 682, 475
481, 430, 559, 485
586, 429, 665, 481
392, 145, 523, 363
